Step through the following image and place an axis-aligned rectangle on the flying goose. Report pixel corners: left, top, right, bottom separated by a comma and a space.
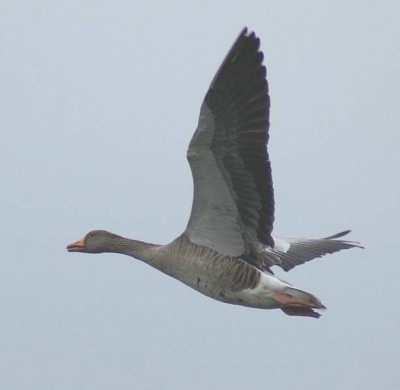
67, 28, 362, 318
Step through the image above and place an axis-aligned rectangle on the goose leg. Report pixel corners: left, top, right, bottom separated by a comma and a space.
274, 292, 324, 318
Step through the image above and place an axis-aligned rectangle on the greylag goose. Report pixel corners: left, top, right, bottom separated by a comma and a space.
67, 28, 362, 318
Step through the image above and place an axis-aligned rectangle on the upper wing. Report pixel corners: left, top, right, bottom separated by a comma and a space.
269, 230, 364, 272
185, 28, 275, 258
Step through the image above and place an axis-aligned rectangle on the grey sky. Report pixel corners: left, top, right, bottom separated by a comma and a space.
2, 1, 399, 389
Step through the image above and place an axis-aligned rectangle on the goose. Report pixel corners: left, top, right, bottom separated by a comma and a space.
67, 28, 362, 318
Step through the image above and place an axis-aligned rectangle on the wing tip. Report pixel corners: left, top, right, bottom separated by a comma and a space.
236, 27, 260, 48
324, 229, 364, 249
323, 230, 351, 240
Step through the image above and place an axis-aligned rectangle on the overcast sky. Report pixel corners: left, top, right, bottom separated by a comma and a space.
2, 1, 400, 389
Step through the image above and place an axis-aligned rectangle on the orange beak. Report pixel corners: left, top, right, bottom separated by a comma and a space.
66, 237, 86, 252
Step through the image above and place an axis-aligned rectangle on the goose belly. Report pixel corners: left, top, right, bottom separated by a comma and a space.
196, 280, 281, 309
156, 236, 290, 309
172, 266, 286, 310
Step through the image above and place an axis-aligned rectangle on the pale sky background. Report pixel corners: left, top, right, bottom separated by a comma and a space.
2, 1, 400, 389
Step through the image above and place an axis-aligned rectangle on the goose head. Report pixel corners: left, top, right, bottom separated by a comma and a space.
66, 230, 122, 253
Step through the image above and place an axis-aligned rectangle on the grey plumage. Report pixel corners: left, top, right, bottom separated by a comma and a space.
262, 230, 363, 272
67, 28, 362, 318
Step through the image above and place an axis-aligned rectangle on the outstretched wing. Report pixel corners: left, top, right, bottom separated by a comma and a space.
269, 230, 364, 272
185, 28, 275, 258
